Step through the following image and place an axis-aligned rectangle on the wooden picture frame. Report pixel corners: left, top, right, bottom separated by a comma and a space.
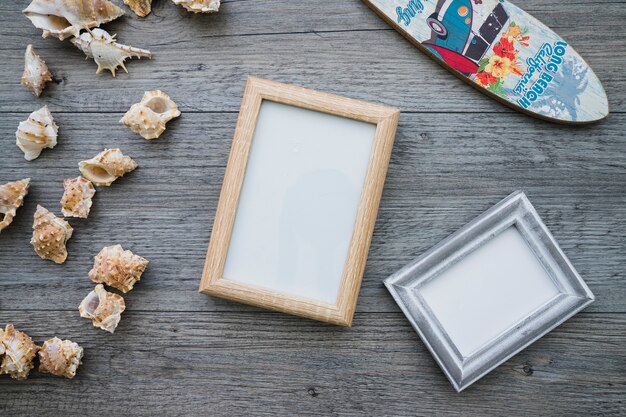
199, 77, 400, 326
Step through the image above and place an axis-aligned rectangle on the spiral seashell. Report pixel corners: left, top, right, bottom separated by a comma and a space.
31, 205, 73, 264
89, 244, 149, 293
61, 177, 96, 218
71, 28, 151, 77
172, 0, 219, 13
0, 178, 30, 233
120, 90, 181, 139
21, 45, 53, 97
78, 148, 138, 186
23, 0, 125, 41
79, 284, 126, 333
16, 106, 58, 161
38, 337, 84, 379
123, 0, 152, 17
0, 324, 39, 380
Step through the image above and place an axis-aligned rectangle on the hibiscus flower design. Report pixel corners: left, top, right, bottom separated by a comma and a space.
476, 71, 497, 86
493, 37, 517, 60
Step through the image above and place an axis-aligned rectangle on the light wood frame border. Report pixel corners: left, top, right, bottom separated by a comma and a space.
199, 77, 400, 326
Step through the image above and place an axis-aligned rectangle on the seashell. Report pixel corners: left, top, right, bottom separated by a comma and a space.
16, 106, 58, 161
89, 244, 149, 293
21, 45, 53, 97
38, 337, 84, 379
172, 0, 220, 13
79, 284, 126, 333
124, 0, 151, 17
0, 324, 39, 380
23, 0, 125, 41
71, 28, 151, 77
31, 205, 73, 264
78, 148, 138, 186
0, 178, 30, 233
61, 177, 96, 218
120, 90, 181, 139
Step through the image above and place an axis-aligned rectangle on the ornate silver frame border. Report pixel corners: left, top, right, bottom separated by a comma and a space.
384, 191, 595, 392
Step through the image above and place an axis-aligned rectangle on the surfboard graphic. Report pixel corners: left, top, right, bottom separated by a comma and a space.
363, 0, 609, 124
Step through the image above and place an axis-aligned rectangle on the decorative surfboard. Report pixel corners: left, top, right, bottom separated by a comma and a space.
363, 0, 609, 124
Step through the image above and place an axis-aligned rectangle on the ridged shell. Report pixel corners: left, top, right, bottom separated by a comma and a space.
124, 0, 151, 17
89, 244, 149, 293
78, 148, 138, 186
31, 205, 73, 264
0, 178, 30, 233
119, 90, 181, 139
61, 177, 96, 218
71, 28, 151, 77
21, 45, 53, 97
23, 0, 125, 41
79, 284, 126, 333
38, 337, 84, 379
0, 324, 39, 380
16, 106, 58, 161
172, 0, 219, 13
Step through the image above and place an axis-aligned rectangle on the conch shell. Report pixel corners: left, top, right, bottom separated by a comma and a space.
124, 0, 151, 17
21, 45, 53, 97
0, 324, 39, 380
89, 244, 149, 293
61, 177, 96, 218
23, 0, 125, 41
78, 148, 138, 186
172, 0, 220, 13
0, 178, 30, 233
31, 205, 73, 264
71, 28, 151, 76
79, 284, 126, 333
38, 337, 84, 379
16, 106, 58, 161
120, 90, 181, 139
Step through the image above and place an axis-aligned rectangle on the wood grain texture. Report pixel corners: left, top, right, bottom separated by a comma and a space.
1, 0, 625, 415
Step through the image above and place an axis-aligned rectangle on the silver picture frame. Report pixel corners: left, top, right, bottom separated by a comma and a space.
384, 191, 595, 392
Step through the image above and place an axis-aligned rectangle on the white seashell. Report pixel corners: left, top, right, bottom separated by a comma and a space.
124, 0, 152, 17
172, 0, 219, 13
78, 148, 138, 186
31, 205, 73, 264
79, 284, 126, 333
23, 0, 125, 41
0, 324, 39, 380
16, 106, 58, 161
120, 90, 181, 139
71, 28, 151, 77
61, 177, 96, 218
89, 244, 149, 293
21, 45, 53, 97
0, 178, 30, 233
38, 337, 84, 379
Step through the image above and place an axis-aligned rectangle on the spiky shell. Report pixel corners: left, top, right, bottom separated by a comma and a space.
0, 324, 39, 380
79, 284, 126, 333
21, 45, 53, 97
61, 177, 96, 218
0, 178, 30, 233
16, 106, 58, 161
38, 337, 84, 379
88, 244, 148, 293
172, 0, 219, 13
120, 90, 181, 139
124, 0, 151, 17
23, 0, 125, 41
31, 205, 73, 264
78, 148, 138, 186
71, 28, 151, 77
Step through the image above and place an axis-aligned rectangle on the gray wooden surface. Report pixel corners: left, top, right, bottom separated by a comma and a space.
1, 0, 625, 415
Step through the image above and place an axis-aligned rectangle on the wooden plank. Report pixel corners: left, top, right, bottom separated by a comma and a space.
1, 112, 624, 313
0, 312, 624, 416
